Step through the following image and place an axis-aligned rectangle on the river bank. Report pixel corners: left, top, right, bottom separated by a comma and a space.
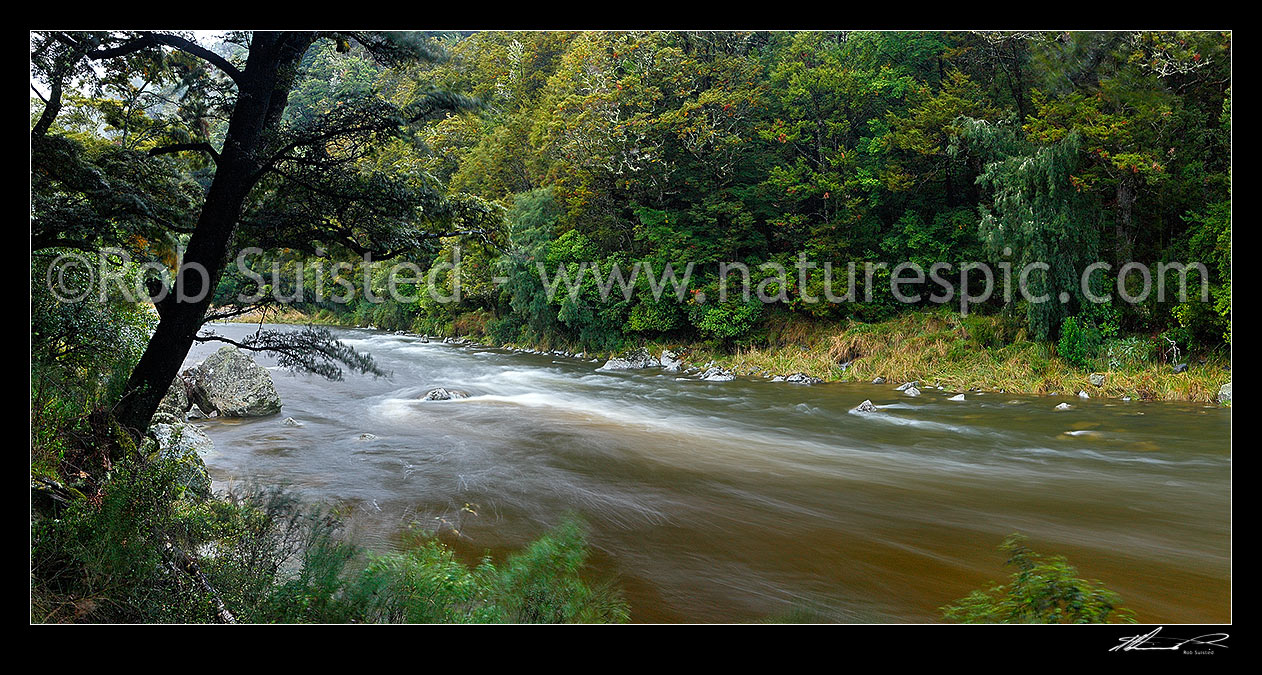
225, 308, 1231, 405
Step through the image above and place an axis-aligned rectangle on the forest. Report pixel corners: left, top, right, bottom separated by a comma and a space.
30, 30, 1231, 624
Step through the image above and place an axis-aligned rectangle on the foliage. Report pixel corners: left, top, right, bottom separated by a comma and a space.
32, 455, 626, 624
1056, 316, 1102, 371
941, 534, 1136, 624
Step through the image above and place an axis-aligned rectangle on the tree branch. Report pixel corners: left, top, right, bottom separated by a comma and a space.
149, 142, 221, 164
87, 32, 243, 86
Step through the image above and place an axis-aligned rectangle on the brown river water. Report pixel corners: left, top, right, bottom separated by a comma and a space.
187, 324, 1231, 623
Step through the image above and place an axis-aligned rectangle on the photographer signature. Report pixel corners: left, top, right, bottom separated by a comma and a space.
1110, 627, 1229, 652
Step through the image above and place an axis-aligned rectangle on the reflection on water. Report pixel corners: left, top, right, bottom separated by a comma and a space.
189, 324, 1231, 623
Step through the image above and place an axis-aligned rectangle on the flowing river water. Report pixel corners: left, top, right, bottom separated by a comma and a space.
187, 323, 1231, 623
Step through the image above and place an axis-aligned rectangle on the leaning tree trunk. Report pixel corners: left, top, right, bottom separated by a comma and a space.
116, 34, 311, 441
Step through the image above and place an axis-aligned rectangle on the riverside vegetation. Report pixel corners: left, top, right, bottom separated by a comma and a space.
31, 30, 1228, 623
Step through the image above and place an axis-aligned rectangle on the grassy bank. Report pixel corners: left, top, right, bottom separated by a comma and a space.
679, 311, 1231, 404
225, 307, 1230, 404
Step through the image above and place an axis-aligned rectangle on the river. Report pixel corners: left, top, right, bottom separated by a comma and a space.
186, 323, 1231, 623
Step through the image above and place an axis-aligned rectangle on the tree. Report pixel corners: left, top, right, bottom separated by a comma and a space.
31, 31, 499, 442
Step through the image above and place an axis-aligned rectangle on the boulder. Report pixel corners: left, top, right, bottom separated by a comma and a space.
185, 346, 282, 418
1077, 390, 1090, 399
1173, 362, 1189, 374
700, 366, 735, 382
598, 347, 660, 371
1218, 382, 1231, 404
948, 394, 966, 401
660, 349, 683, 372
186, 404, 209, 420
421, 387, 468, 401
1088, 373, 1105, 387
895, 381, 919, 392
872, 377, 886, 385
142, 423, 214, 498
1055, 402, 1073, 410
852, 399, 878, 413
903, 386, 921, 397
784, 373, 823, 385
156, 377, 191, 416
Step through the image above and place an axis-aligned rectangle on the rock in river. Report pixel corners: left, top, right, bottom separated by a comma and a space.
422, 387, 468, 401
183, 346, 282, 418
852, 399, 878, 413
598, 347, 661, 371
1055, 402, 1073, 410
895, 381, 919, 392
700, 366, 735, 382
659, 349, 683, 372
783, 373, 823, 385
903, 386, 922, 397
948, 393, 966, 401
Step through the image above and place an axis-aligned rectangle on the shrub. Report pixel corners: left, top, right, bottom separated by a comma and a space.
1057, 316, 1101, 370
941, 534, 1136, 624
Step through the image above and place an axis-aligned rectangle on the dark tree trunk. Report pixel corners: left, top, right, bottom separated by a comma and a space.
1114, 174, 1138, 264
115, 33, 313, 441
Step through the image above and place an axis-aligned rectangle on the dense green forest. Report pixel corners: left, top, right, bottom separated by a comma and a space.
30, 30, 1230, 623
237, 31, 1231, 355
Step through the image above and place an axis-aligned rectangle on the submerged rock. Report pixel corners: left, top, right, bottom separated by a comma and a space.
184, 346, 282, 418
948, 393, 966, 402
421, 387, 468, 401
1055, 402, 1073, 410
359, 433, 378, 441
283, 417, 302, 427
852, 399, 878, 413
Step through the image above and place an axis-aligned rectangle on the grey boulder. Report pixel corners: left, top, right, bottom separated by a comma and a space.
184, 346, 282, 418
